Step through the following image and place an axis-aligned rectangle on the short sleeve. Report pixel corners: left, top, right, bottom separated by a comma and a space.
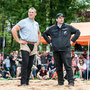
17, 20, 25, 29
37, 23, 39, 31
36, 22, 39, 31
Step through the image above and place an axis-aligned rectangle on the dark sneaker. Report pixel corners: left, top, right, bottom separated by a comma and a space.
64, 75, 68, 80
68, 83, 74, 87
21, 84, 27, 86
26, 83, 29, 85
18, 84, 27, 87
58, 83, 64, 86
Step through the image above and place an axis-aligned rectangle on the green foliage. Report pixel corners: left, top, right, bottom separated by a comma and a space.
0, 31, 19, 54
0, 0, 89, 53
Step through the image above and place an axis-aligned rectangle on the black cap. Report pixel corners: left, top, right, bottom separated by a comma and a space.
56, 13, 63, 19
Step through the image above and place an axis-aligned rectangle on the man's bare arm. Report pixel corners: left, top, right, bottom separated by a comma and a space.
36, 30, 41, 45
11, 25, 27, 45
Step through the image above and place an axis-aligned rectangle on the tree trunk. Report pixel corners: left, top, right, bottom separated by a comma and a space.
10, 22, 13, 46
49, 0, 53, 25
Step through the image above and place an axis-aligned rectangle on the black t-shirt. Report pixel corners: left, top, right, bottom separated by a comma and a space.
9, 55, 15, 65
47, 54, 52, 61
41, 55, 47, 64
17, 56, 22, 65
39, 69, 47, 77
2, 70, 9, 79
48, 62, 56, 70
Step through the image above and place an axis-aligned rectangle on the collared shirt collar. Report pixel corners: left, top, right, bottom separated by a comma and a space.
55, 22, 65, 29
57, 23, 62, 28
28, 17, 35, 22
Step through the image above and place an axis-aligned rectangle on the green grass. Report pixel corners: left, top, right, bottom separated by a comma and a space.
0, 78, 90, 81
83, 80, 90, 81
0, 79, 8, 81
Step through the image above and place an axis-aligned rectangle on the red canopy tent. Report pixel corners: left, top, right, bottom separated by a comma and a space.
71, 22, 90, 46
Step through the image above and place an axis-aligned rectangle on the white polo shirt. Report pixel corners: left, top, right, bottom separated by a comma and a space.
17, 18, 39, 42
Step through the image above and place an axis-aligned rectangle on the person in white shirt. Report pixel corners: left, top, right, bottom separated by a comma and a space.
5, 56, 10, 71
77, 58, 87, 79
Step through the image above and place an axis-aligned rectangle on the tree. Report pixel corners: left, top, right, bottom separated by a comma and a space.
0, 0, 89, 53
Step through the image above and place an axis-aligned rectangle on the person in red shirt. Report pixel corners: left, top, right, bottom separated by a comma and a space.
37, 66, 49, 80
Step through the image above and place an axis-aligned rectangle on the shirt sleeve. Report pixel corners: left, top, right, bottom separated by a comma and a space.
77, 63, 80, 68
17, 20, 25, 29
43, 27, 51, 44
70, 25, 80, 42
83, 64, 86, 70
37, 23, 40, 31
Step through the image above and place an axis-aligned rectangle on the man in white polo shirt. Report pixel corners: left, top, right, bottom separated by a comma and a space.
11, 7, 41, 86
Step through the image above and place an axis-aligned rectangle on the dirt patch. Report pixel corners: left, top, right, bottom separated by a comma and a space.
0, 80, 90, 90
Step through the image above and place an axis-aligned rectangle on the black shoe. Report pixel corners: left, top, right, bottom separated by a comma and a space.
64, 75, 68, 80
21, 84, 27, 86
68, 83, 74, 87
26, 83, 29, 85
58, 83, 64, 86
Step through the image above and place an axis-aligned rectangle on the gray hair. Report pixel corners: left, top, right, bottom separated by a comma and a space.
28, 7, 36, 13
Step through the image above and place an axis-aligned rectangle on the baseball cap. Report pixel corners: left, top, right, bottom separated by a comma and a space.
56, 13, 63, 19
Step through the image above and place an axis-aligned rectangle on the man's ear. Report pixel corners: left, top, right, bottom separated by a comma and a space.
56, 18, 58, 22
35, 13, 37, 16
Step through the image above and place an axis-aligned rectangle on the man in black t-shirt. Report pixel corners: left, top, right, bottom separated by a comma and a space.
9, 52, 16, 77
41, 51, 47, 69
48, 58, 56, 78
37, 66, 49, 80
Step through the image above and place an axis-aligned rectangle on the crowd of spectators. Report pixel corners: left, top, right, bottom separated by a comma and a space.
0, 50, 90, 81
72, 52, 90, 80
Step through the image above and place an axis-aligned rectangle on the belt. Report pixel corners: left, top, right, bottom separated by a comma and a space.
27, 42, 36, 44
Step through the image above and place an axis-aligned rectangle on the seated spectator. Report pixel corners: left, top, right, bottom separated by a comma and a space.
37, 53, 42, 73
4, 56, 10, 71
0, 68, 11, 79
30, 72, 35, 80
72, 56, 77, 74
85, 55, 90, 79
74, 54, 79, 63
0, 53, 3, 67
52, 71, 57, 80
80, 54, 87, 63
0, 69, 3, 79
32, 65, 37, 78
77, 53, 80, 60
0, 53, 3, 61
48, 57, 56, 78
0, 73, 2, 79
74, 66, 81, 80
37, 66, 49, 80
83, 49, 87, 59
77, 58, 87, 79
